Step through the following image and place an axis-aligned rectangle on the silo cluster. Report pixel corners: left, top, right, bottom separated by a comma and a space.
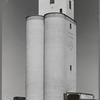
26, 13, 76, 100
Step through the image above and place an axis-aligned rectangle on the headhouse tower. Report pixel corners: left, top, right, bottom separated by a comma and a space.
39, 0, 74, 19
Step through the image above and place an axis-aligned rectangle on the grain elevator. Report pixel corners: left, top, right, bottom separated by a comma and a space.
26, 0, 76, 100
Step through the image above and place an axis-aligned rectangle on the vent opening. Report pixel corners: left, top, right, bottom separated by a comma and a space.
69, 0, 71, 9
60, 9, 63, 13
70, 23, 72, 29
50, 0, 55, 4
70, 65, 72, 71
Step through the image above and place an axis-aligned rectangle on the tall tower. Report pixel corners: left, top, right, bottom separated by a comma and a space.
26, 0, 76, 100
39, 0, 74, 19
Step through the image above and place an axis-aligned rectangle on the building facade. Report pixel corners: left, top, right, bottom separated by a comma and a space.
39, 0, 74, 19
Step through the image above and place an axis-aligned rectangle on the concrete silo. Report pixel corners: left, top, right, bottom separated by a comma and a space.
26, 16, 44, 100
44, 13, 76, 100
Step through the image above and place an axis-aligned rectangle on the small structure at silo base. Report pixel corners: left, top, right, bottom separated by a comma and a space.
14, 97, 26, 100
64, 92, 94, 100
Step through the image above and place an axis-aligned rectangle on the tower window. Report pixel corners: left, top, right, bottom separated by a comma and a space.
70, 23, 72, 29
50, 0, 55, 4
60, 9, 63, 13
69, 0, 71, 9
70, 65, 72, 71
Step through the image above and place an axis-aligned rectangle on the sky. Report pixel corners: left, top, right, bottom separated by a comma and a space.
1, 0, 99, 100
75, 0, 99, 98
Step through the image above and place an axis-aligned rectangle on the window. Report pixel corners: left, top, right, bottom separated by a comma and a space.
70, 23, 72, 29
70, 65, 72, 71
50, 0, 55, 4
60, 9, 62, 13
69, 0, 71, 9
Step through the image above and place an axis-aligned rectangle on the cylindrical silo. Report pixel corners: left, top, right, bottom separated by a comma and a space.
26, 16, 44, 100
44, 13, 76, 100
44, 13, 67, 100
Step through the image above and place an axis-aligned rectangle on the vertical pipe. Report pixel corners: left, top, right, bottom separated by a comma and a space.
26, 16, 44, 100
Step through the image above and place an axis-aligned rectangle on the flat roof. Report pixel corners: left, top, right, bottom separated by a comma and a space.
44, 12, 76, 25
26, 15, 43, 21
26, 12, 77, 25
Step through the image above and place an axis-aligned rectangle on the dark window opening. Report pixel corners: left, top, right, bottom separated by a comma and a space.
70, 65, 72, 71
50, 0, 55, 4
69, 0, 71, 9
68, 94, 79, 100
70, 23, 72, 29
60, 9, 63, 13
